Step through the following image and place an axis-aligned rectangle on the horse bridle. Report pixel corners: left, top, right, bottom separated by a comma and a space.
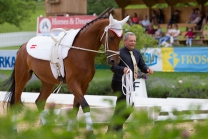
50, 26, 121, 59
100, 25, 121, 58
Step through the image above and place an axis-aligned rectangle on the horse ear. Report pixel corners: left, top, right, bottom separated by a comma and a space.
109, 14, 116, 25
120, 16, 130, 26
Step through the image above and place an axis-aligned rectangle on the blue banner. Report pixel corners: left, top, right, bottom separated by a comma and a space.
174, 47, 208, 72
0, 50, 17, 70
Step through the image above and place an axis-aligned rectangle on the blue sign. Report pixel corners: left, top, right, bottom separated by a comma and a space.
0, 50, 18, 70
173, 47, 208, 72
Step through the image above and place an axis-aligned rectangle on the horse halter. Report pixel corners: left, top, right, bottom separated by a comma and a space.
100, 25, 120, 59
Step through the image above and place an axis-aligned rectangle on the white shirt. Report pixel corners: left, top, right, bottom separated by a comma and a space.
141, 20, 150, 27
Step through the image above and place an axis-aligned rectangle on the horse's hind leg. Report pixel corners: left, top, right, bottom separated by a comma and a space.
35, 81, 55, 124
35, 81, 55, 111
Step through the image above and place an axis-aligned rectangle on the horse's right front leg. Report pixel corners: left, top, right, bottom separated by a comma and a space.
67, 97, 80, 131
68, 82, 93, 132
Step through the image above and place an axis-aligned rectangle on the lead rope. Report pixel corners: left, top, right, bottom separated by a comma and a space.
120, 57, 135, 107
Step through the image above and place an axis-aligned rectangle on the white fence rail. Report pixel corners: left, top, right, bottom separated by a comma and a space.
0, 32, 36, 47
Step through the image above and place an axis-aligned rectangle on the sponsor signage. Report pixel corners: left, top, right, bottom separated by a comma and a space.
0, 50, 17, 70
2, 47, 208, 71
37, 15, 97, 36
142, 47, 208, 72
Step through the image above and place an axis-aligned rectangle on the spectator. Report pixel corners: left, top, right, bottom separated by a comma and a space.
132, 13, 139, 24
146, 24, 155, 36
158, 24, 173, 46
150, 10, 158, 25
192, 12, 202, 24
189, 8, 197, 23
140, 15, 150, 30
169, 10, 180, 24
170, 24, 181, 46
184, 27, 195, 46
154, 24, 163, 40
157, 9, 164, 24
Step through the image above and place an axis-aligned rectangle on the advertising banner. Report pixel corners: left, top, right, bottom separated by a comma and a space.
0, 50, 17, 70
162, 47, 208, 72
143, 47, 208, 72
2, 47, 208, 71
37, 15, 97, 36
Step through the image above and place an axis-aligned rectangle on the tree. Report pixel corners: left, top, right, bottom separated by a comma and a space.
0, 0, 36, 28
87, 0, 118, 15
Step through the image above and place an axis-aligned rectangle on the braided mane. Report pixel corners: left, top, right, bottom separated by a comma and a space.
79, 16, 108, 32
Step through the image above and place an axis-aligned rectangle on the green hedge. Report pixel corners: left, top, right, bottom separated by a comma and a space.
2, 71, 208, 98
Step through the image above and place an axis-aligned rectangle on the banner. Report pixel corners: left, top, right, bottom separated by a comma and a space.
37, 15, 97, 36
0, 50, 17, 70
142, 47, 208, 72
2, 47, 208, 71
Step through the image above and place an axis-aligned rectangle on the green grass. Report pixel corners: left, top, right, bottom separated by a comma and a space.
0, 46, 20, 50
0, 1, 46, 33
0, 70, 13, 77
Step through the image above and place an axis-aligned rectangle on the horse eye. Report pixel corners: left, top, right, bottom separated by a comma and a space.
109, 36, 114, 41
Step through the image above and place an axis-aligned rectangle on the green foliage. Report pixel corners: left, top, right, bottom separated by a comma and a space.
0, 0, 36, 28
0, 1, 45, 33
2, 70, 208, 98
203, 24, 208, 30
0, 46, 21, 50
121, 24, 158, 49
146, 73, 208, 98
87, 0, 118, 15
2, 102, 208, 138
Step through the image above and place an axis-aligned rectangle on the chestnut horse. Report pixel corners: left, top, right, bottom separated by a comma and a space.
3, 15, 129, 132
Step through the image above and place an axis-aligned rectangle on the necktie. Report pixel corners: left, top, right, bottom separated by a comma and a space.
129, 51, 138, 80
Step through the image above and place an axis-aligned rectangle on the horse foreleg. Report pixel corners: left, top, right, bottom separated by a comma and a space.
67, 97, 80, 131
68, 83, 93, 131
35, 81, 55, 125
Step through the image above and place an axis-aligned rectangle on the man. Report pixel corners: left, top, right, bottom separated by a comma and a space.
141, 15, 150, 30
107, 32, 153, 136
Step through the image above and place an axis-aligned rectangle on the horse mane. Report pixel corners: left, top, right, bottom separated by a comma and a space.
79, 16, 108, 32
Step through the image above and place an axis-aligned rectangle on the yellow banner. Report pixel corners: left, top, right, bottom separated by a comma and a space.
162, 48, 175, 72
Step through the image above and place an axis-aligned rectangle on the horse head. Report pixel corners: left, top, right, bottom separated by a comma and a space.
100, 14, 129, 65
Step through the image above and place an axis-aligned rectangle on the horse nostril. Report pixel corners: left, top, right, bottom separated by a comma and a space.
110, 59, 115, 64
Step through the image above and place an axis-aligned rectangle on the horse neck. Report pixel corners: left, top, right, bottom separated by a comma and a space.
73, 19, 108, 60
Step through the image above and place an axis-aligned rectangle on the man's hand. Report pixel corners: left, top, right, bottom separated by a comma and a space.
147, 68, 153, 75
123, 67, 130, 74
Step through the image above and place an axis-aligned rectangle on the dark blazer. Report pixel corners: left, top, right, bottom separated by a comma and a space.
111, 46, 148, 82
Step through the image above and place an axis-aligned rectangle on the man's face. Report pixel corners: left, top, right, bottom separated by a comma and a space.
124, 35, 136, 51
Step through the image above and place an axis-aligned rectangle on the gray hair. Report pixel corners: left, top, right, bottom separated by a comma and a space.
123, 32, 136, 41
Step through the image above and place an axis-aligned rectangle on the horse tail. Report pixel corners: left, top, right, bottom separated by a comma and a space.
3, 68, 17, 111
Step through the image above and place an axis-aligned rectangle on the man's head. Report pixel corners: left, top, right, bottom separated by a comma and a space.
123, 32, 136, 51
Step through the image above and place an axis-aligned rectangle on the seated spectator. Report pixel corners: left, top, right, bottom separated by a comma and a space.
169, 10, 180, 25
157, 9, 164, 24
158, 24, 173, 46
140, 15, 150, 30
170, 24, 181, 45
132, 13, 139, 24
184, 27, 195, 47
189, 8, 197, 23
150, 10, 158, 25
146, 24, 155, 36
154, 24, 163, 40
192, 12, 202, 24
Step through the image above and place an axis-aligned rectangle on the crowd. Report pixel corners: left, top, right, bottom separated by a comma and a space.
125, 8, 208, 47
